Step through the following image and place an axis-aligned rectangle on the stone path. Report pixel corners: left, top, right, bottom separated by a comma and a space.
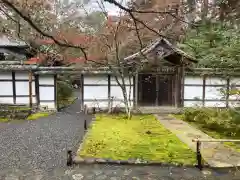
0, 99, 92, 175
0, 164, 239, 180
156, 114, 240, 168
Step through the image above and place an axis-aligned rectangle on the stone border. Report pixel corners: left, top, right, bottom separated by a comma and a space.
73, 156, 207, 168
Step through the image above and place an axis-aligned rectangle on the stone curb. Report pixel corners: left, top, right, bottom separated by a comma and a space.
73, 156, 208, 168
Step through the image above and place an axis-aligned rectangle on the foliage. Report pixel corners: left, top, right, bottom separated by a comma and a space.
27, 112, 50, 120
57, 76, 74, 107
79, 114, 195, 164
179, 22, 240, 68
176, 108, 240, 151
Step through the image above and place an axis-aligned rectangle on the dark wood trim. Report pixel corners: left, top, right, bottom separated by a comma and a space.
38, 84, 55, 87
29, 71, 33, 108
0, 95, 37, 98
35, 75, 40, 106
84, 99, 134, 102
39, 100, 55, 102
80, 74, 84, 110
133, 75, 136, 108
155, 74, 159, 106
202, 75, 206, 106
84, 84, 131, 86
180, 67, 184, 107
12, 71, 16, 104
54, 75, 57, 110
226, 78, 230, 108
183, 84, 226, 87
107, 74, 111, 110
0, 79, 34, 82
184, 99, 230, 102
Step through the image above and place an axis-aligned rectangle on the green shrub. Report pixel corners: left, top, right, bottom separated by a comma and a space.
57, 78, 74, 106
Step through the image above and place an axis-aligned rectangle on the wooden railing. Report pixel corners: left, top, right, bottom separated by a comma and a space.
192, 138, 240, 170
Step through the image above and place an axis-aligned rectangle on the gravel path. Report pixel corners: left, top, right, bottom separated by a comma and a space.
0, 99, 91, 173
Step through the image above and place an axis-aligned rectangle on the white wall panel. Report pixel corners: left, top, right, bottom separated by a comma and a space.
0, 82, 13, 95
16, 97, 36, 104
184, 76, 203, 85
184, 86, 203, 100
230, 78, 240, 85
205, 101, 226, 107
0, 72, 12, 79
39, 76, 54, 85
39, 87, 54, 100
84, 75, 108, 84
205, 77, 226, 85
0, 97, 13, 104
84, 101, 109, 108
110, 76, 133, 85
205, 86, 223, 100
15, 81, 36, 95
110, 86, 133, 101
15, 72, 34, 80
184, 101, 203, 107
84, 86, 108, 100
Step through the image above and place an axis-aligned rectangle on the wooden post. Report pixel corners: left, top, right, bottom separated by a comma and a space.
134, 73, 138, 108
155, 74, 159, 106
202, 75, 206, 107
174, 67, 180, 108
29, 71, 33, 108
79, 74, 84, 111
226, 78, 230, 108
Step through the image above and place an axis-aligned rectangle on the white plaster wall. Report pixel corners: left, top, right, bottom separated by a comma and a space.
183, 76, 203, 107
0, 72, 13, 104
84, 75, 108, 108
16, 81, 36, 96
83, 75, 134, 108
0, 72, 12, 79
184, 76, 227, 107
39, 75, 56, 110
110, 76, 133, 108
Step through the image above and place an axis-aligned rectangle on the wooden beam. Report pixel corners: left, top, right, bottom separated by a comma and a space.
12, 71, 16, 104
202, 75, 206, 107
108, 74, 111, 111
29, 71, 33, 108
35, 74, 40, 107
54, 75, 57, 111
155, 74, 159, 106
79, 74, 84, 111
174, 68, 179, 107
226, 78, 230, 108
134, 73, 138, 108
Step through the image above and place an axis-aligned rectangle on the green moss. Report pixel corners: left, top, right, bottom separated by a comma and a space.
79, 114, 195, 165
0, 118, 9, 123
27, 112, 50, 120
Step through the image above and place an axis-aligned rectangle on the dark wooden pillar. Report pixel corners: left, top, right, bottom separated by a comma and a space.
79, 74, 84, 111
174, 68, 179, 108
35, 74, 40, 107
54, 74, 57, 110
29, 71, 33, 108
12, 71, 16, 104
202, 75, 206, 107
107, 74, 111, 110
226, 77, 230, 108
155, 74, 160, 106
